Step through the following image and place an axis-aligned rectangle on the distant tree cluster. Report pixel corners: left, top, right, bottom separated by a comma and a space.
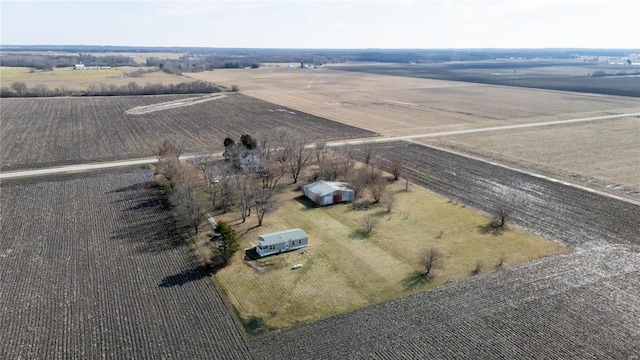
147, 55, 262, 75
0, 53, 136, 70
0, 80, 220, 98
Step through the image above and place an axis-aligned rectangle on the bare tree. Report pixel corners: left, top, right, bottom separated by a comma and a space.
234, 171, 255, 223
359, 215, 379, 237
287, 132, 312, 184
420, 248, 442, 277
11, 82, 27, 96
362, 143, 374, 167
156, 139, 183, 193
170, 165, 208, 234
389, 155, 404, 181
495, 206, 509, 228
158, 137, 185, 158
369, 176, 388, 204
337, 145, 356, 180
349, 168, 369, 203
320, 150, 341, 181
380, 191, 395, 213
253, 181, 277, 226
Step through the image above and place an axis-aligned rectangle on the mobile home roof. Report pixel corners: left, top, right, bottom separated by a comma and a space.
258, 228, 307, 246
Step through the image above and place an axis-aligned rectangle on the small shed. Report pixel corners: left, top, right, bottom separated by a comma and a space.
303, 180, 355, 206
256, 228, 308, 257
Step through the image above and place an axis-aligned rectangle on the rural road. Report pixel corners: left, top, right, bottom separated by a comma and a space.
2, 112, 638, 207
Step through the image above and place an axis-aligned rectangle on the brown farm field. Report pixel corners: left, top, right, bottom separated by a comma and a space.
186, 68, 640, 137
418, 116, 640, 200
0, 169, 251, 359
0, 66, 189, 92
0, 94, 375, 171
188, 67, 640, 202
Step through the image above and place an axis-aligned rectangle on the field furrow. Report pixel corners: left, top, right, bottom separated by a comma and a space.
0, 94, 376, 171
0, 170, 251, 359
248, 245, 640, 359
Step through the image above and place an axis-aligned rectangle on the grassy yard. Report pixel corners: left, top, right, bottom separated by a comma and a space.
211, 179, 566, 331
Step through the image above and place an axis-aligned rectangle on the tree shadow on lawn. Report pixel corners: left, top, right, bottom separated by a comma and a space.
401, 271, 433, 290
159, 265, 212, 287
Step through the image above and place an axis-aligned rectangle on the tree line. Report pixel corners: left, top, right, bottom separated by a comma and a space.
0, 80, 221, 98
1, 53, 137, 70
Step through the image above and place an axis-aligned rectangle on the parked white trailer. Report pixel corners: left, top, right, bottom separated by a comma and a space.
256, 228, 308, 257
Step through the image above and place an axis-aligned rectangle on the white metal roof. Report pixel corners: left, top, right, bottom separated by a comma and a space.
258, 228, 308, 246
304, 180, 352, 197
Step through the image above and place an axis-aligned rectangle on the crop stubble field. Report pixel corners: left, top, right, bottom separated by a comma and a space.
189, 67, 640, 201
419, 116, 640, 200
0, 94, 375, 171
188, 67, 640, 137
0, 170, 251, 359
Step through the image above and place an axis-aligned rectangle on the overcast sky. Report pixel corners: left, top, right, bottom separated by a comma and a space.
1, 0, 638, 49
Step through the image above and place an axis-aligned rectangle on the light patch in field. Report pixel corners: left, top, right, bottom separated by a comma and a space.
125, 93, 226, 115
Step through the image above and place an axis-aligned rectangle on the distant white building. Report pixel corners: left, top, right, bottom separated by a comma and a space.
74, 63, 85, 70
256, 228, 308, 257
303, 180, 355, 206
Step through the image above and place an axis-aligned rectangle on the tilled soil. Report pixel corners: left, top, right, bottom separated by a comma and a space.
0, 94, 376, 171
363, 142, 639, 248
248, 142, 639, 359
0, 170, 250, 359
248, 244, 640, 359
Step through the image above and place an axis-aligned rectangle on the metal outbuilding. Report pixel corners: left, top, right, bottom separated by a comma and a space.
303, 180, 355, 206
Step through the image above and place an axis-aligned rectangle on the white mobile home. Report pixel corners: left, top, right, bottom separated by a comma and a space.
303, 180, 355, 206
256, 228, 308, 257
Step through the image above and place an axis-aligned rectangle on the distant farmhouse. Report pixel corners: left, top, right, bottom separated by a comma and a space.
74, 63, 111, 70
238, 148, 261, 172
304, 180, 355, 206
256, 228, 308, 257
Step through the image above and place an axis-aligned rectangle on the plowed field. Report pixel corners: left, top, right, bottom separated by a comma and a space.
249, 244, 640, 359
357, 142, 640, 247
0, 94, 376, 171
0, 170, 250, 359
